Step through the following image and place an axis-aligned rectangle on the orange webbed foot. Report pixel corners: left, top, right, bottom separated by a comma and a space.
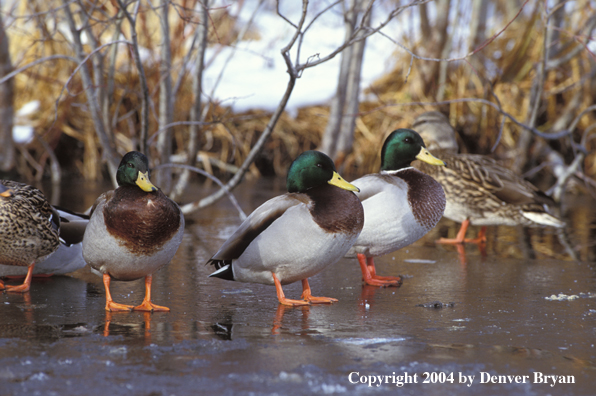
358, 254, 402, 288
132, 275, 169, 312
463, 226, 487, 245
303, 296, 338, 304
436, 236, 464, 244
278, 297, 312, 307
272, 273, 312, 307
300, 279, 337, 304
4, 283, 31, 293
133, 301, 170, 312
4, 264, 34, 293
363, 277, 402, 287
105, 301, 134, 312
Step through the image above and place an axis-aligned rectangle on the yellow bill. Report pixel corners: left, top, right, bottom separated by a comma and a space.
328, 171, 360, 192
416, 147, 445, 166
0, 188, 14, 198
136, 171, 157, 192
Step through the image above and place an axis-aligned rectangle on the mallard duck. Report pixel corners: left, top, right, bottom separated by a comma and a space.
82, 151, 185, 312
412, 111, 565, 244
208, 150, 364, 306
0, 207, 89, 278
346, 129, 446, 287
0, 180, 60, 292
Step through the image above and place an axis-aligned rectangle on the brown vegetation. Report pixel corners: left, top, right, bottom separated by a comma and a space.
1, 0, 594, 203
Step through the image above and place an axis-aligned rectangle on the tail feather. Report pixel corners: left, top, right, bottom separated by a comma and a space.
522, 210, 565, 228
208, 260, 235, 281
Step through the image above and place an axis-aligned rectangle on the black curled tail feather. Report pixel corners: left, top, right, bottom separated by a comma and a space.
207, 259, 235, 281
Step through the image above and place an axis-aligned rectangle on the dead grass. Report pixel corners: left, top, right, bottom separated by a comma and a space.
6, 2, 595, 189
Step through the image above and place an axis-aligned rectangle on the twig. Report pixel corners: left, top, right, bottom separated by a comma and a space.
152, 163, 246, 220
548, 152, 585, 202
147, 120, 214, 146
61, 0, 120, 183
367, 97, 575, 140
177, 0, 308, 215
116, 0, 150, 154
170, 0, 210, 200
295, 0, 430, 72
155, 0, 174, 191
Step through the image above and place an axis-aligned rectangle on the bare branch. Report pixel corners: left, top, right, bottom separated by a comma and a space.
61, 0, 120, 182
171, 0, 210, 200
295, 0, 431, 72
0, 11, 14, 172
368, 97, 574, 140
0, 54, 79, 85
179, 0, 308, 214
546, 13, 596, 70
153, 163, 246, 220
115, 0, 150, 154
548, 152, 585, 202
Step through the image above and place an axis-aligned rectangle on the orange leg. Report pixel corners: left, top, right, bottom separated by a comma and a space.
0, 278, 4, 290
357, 254, 401, 287
103, 273, 134, 312
436, 219, 470, 244
133, 274, 170, 312
300, 278, 338, 304
272, 273, 310, 307
367, 258, 402, 282
470, 226, 488, 244
4, 264, 35, 293
436, 220, 487, 245
103, 311, 113, 337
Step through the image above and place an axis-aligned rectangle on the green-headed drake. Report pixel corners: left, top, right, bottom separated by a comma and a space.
346, 129, 446, 287
208, 150, 364, 306
0, 180, 60, 292
82, 151, 184, 312
412, 111, 564, 244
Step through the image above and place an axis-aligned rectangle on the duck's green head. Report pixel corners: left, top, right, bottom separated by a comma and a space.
116, 151, 157, 192
380, 128, 445, 171
287, 150, 359, 193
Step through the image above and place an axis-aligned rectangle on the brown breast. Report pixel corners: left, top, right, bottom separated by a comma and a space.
305, 183, 364, 235
103, 186, 181, 256
394, 168, 446, 229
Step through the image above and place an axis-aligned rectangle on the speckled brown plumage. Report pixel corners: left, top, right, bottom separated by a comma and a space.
416, 152, 564, 227
0, 180, 60, 268
413, 111, 564, 229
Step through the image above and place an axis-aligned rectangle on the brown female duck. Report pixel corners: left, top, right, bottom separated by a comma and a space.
412, 111, 565, 244
0, 180, 60, 292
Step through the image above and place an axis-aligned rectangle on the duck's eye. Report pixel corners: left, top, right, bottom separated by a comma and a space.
127, 163, 134, 168
404, 137, 412, 143
316, 163, 323, 168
